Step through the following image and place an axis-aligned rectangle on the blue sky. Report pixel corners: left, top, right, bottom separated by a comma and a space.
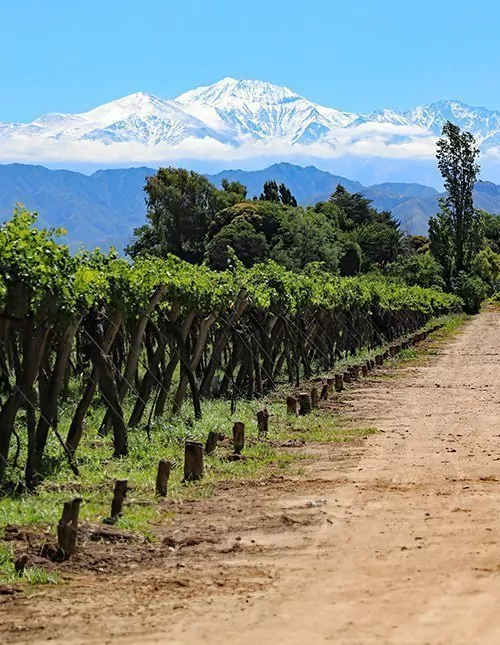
0, 0, 498, 122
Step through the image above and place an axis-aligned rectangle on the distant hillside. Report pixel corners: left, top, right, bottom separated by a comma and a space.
0, 163, 153, 249
207, 163, 364, 204
1, 162, 500, 250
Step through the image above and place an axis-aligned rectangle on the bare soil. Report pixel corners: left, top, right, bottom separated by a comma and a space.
3, 311, 500, 644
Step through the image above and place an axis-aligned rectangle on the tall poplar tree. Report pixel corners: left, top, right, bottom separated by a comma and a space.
429, 121, 482, 284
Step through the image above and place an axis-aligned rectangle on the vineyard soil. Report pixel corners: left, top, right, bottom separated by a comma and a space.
3, 310, 500, 644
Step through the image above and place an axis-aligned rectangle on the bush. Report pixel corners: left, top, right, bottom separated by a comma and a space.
453, 272, 489, 314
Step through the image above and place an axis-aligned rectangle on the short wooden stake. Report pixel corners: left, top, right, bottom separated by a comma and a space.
320, 383, 329, 400
183, 441, 204, 481
352, 365, 360, 379
286, 395, 298, 416
343, 371, 352, 384
334, 374, 344, 392
326, 378, 334, 394
389, 346, 397, 357
311, 386, 320, 408
375, 354, 383, 366
205, 430, 219, 455
156, 459, 171, 497
361, 364, 368, 377
369, 359, 376, 370
257, 408, 270, 438
298, 392, 312, 415
57, 497, 82, 560
233, 421, 245, 454
109, 480, 128, 522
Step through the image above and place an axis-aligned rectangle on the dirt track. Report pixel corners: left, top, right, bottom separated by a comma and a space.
3, 310, 500, 644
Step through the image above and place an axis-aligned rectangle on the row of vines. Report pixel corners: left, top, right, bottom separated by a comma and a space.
0, 210, 462, 487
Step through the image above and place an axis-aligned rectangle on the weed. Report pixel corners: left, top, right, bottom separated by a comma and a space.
0, 543, 59, 586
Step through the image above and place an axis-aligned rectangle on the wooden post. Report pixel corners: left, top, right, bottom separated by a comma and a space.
375, 354, 383, 366
361, 364, 368, 377
352, 365, 360, 379
257, 408, 270, 438
57, 497, 82, 560
389, 346, 397, 357
233, 421, 245, 454
156, 459, 171, 497
183, 441, 204, 481
311, 386, 320, 408
383, 350, 389, 360
286, 395, 298, 416
343, 371, 352, 384
334, 374, 344, 392
320, 383, 329, 400
298, 392, 312, 415
369, 359, 376, 370
205, 430, 219, 455
366, 361, 373, 372
286, 396, 298, 417
110, 480, 128, 521
326, 378, 334, 394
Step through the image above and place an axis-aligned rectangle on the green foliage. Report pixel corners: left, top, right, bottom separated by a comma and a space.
482, 210, 500, 253
0, 209, 462, 323
329, 184, 373, 227
221, 177, 248, 199
453, 272, 489, 314
472, 246, 500, 285
259, 180, 297, 206
268, 207, 340, 272
430, 121, 482, 282
126, 167, 241, 263
206, 217, 269, 269
338, 239, 362, 276
0, 543, 59, 585
387, 253, 446, 290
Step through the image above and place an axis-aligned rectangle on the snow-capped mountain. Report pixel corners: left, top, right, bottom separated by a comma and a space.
176, 77, 356, 144
3, 77, 500, 158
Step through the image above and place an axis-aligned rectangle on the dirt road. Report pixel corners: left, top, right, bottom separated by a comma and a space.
3, 310, 500, 644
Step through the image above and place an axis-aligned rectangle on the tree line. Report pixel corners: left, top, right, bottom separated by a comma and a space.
128, 122, 500, 313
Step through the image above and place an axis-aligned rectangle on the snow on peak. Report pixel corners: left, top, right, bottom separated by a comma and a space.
176, 77, 300, 108
81, 92, 177, 126
4, 77, 500, 154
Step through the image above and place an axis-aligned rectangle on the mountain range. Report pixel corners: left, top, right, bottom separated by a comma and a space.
2, 78, 500, 186
2, 162, 500, 250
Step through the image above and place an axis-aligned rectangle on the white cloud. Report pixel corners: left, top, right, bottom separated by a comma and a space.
0, 123, 439, 167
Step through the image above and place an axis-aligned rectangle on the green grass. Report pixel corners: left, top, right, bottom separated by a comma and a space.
0, 543, 59, 585
0, 395, 364, 538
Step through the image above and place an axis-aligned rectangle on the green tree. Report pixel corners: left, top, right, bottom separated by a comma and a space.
206, 217, 269, 269
338, 239, 362, 276
259, 180, 297, 206
279, 183, 298, 207
270, 207, 340, 272
388, 253, 445, 290
221, 178, 248, 200
472, 246, 500, 286
429, 121, 481, 283
127, 168, 231, 263
329, 184, 373, 228
260, 180, 281, 202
